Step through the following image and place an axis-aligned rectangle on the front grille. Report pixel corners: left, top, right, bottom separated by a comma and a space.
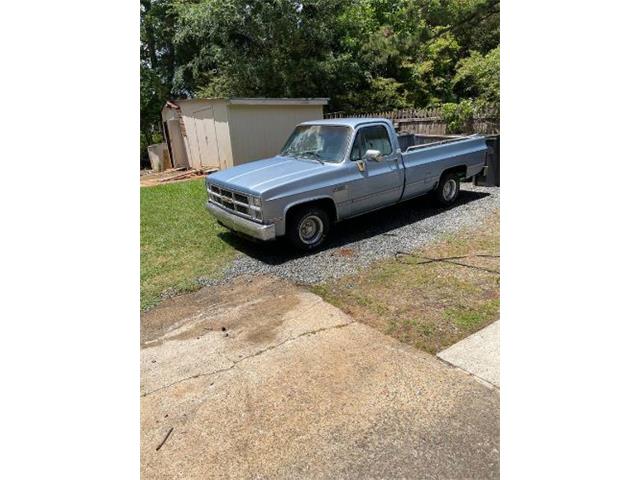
208, 183, 261, 222
236, 205, 249, 215
234, 193, 249, 204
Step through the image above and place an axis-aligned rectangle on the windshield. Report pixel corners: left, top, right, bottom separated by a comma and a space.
281, 125, 350, 163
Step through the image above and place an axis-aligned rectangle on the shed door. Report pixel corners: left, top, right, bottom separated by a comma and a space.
166, 119, 189, 168
193, 107, 221, 170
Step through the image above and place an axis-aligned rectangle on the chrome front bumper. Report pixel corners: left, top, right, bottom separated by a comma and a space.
206, 202, 276, 241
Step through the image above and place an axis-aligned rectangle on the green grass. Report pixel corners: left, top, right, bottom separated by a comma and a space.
310, 212, 500, 354
445, 299, 500, 329
140, 179, 236, 310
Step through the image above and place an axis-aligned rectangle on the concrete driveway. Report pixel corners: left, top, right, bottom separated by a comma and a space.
141, 276, 499, 479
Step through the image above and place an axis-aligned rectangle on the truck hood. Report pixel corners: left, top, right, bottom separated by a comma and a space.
206, 155, 327, 195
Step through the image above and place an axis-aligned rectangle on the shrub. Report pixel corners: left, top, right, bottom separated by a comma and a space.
442, 99, 475, 133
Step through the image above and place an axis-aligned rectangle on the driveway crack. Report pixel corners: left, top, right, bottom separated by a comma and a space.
141, 321, 354, 398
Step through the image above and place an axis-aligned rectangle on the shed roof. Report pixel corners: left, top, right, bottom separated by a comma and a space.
165, 97, 329, 108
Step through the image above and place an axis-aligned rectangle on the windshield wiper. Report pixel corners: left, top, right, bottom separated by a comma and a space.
282, 150, 325, 164
298, 151, 324, 164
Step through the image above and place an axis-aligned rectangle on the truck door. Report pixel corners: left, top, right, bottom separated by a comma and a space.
346, 124, 403, 216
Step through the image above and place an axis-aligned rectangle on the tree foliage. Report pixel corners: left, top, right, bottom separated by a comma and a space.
453, 46, 500, 105
140, 0, 499, 160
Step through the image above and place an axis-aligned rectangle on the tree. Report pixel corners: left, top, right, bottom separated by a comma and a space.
140, 0, 182, 164
139, 0, 500, 162
453, 46, 500, 105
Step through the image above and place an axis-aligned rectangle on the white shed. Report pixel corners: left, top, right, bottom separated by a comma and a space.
161, 97, 328, 171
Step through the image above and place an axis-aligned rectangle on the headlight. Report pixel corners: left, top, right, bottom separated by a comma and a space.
249, 196, 262, 208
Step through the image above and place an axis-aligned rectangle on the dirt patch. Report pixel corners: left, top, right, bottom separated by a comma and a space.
240, 293, 300, 344
311, 211, 500, 354
141, 275, 299, 347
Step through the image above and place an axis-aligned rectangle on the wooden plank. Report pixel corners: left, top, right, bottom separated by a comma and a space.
158, 171, 196, 183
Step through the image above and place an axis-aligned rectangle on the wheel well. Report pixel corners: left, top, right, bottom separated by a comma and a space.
440, 165, 467, 181
285, 198, 337, 230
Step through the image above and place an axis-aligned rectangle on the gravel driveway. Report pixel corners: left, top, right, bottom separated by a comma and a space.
202, 183, 499, 286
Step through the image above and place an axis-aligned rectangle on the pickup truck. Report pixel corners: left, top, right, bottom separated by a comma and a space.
205, 118, 488, 251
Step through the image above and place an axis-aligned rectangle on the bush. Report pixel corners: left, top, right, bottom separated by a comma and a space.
453, 46, 500, 105
442, 100, 475, 133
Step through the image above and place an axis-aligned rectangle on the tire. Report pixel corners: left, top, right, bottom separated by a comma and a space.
287, 206, 330, 251
434, 172, 461, 206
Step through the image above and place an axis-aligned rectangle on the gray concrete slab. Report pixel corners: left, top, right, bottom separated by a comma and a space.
437, 321, 500, 387
141, 276, 499, 479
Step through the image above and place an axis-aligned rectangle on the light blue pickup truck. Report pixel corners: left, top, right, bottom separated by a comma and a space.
205, 118, 488, 250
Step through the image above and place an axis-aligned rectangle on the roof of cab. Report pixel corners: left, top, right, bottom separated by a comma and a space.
298, 117, 392, 128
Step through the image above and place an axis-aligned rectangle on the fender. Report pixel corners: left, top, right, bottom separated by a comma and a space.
282, 195, 339, 227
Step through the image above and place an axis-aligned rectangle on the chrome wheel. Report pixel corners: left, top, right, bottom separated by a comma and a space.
442, 178, 458, 201
298, 215, 324, 245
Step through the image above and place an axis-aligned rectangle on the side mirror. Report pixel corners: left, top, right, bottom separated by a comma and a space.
364, 149, 383, 162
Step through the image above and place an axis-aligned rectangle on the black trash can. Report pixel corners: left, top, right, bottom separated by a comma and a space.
396, 133, 415, 152
474, 134, 500, 187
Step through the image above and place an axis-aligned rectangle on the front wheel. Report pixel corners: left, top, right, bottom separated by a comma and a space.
287, 207, 330, 251
434, 173, 460, 206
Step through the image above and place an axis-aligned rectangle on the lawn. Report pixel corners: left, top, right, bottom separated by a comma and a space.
310, 211, 500, 354
140, 179, 236, 310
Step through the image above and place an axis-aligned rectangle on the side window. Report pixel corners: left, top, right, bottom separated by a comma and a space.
350, 132, 363, 160
363, 126, 392, 155
350, 125, 392, 161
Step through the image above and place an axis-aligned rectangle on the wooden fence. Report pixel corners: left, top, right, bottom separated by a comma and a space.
324, 106, 499, 135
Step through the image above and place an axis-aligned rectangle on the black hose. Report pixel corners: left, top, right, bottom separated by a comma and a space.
394, 251, 500, 274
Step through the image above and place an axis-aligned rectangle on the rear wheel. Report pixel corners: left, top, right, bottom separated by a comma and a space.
287, 206, 330, 251
434, 173, 461, 206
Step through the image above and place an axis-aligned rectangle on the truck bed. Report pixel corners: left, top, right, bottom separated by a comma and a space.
399, 135, 488, 200
397, 133, 480, 153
